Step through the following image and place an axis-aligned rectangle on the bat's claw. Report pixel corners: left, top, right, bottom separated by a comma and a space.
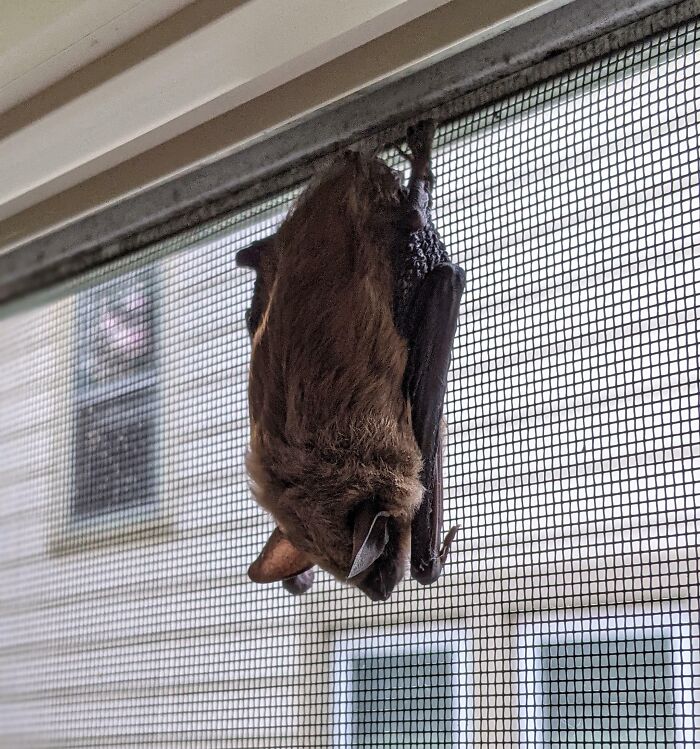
406, 120, 436, 160
282, 568, 315, 595
439, 524, 459, 560
411, 525, 459, 586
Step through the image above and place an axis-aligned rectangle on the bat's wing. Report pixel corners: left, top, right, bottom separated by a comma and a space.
404, 262, 465, 585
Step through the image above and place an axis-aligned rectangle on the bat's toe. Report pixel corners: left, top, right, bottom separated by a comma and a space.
407, 120, 437, 155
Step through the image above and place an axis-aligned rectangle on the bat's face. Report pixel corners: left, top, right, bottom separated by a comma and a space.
345, 509, 411, 601
248, 495, 416, 601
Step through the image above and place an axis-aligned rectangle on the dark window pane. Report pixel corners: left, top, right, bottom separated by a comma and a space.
350, 651, 454, 747
539, 636, 676, 749
73, 389, 157, 518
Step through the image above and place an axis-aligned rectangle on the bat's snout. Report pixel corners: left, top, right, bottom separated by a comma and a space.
363, 586, 392, 603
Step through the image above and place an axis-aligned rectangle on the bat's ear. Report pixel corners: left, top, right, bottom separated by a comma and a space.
348, 509, 391, 579
236, 237, 272, 270
248, 527, 314, 583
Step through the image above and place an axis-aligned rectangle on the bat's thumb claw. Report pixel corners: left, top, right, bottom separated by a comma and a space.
439, 525, 459, 562
411, 526, 459, 586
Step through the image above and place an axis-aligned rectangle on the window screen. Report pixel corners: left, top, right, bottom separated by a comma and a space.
1, 15, 699, 749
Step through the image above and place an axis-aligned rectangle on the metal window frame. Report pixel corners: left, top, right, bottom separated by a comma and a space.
0, 0, 698, 306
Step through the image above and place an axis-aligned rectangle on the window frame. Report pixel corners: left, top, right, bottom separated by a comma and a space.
71, 267, 161, 524
517, 604, 700, 748
332, 623, 472, 748
46, 263, 172, 553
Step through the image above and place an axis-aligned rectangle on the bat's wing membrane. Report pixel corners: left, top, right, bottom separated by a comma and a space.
404, 262, 465, 584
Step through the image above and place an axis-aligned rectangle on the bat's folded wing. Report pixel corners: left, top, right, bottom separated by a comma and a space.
403, 262, 466, 585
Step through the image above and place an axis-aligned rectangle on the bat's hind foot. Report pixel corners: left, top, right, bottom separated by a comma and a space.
404, 120, 436, 232
406, 119, 436, 162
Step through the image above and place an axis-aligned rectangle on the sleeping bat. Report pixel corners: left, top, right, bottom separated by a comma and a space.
236, 120, 465, 601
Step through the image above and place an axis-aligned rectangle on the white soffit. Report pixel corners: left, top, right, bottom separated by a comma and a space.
0, 0, 196, 112
0, 0, 450, 222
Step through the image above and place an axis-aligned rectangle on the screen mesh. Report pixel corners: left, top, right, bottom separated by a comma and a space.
1, 16, 699, 749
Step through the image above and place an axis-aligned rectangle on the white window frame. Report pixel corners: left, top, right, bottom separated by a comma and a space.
517, 604, 700, 748
71, 269, 161, 521
332, 622, 473, 748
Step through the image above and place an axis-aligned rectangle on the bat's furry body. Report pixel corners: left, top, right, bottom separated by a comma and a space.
246, 155, 424, 584
239, 123, 465, 600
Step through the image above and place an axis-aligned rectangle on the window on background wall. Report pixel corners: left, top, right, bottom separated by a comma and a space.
333, 627, 471, 748
518, 609, 699, 749
72, 268, 159, 520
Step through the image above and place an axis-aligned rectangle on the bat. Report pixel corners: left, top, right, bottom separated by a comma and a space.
237, 121, 465, 600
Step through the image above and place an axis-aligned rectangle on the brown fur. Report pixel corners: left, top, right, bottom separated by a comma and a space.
246, 152, 424, 581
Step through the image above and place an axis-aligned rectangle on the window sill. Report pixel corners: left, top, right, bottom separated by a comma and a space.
48, 504, 175, 555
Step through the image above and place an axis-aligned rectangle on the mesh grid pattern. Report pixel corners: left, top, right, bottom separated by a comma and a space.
1, 17, 700, 749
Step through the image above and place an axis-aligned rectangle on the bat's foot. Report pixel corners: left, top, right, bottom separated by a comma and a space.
282, 568, 315, 595
406, 120, 436, 162
411, 525, 459, 586
403, 120, 436, 232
